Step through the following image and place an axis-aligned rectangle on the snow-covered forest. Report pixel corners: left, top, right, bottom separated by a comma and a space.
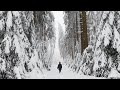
0, 11, 120, 79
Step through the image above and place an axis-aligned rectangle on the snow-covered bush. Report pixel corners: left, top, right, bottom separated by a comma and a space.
79, 45, 94, 75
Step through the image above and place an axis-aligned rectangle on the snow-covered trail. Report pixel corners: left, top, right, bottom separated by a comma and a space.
42, 62, 106, 79
40, 11, 106, 79
42, 63, 77, 79
42, 11, 78, 79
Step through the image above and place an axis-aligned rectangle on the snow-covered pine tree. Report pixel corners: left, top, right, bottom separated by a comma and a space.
0, 11, 55, 79
80, 11, 120, 78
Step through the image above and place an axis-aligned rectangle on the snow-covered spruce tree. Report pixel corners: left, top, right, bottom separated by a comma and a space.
93, 11, 117, 78
33, 11, 55, 71
58, 23, 64, 57
86, 11, 103, 46
80, 11, 120, 78
0, 11, 55, 79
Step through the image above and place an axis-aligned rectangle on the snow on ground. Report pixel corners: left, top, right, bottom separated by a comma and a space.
108, 68, 120, 78
42, 63, 105, 79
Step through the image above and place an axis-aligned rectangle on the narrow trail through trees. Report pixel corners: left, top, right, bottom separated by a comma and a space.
42, 11, 105, 79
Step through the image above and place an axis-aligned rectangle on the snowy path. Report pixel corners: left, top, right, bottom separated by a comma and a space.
42, 63, 106, 79
43, 63, 77, 79
41, 12, 106, 79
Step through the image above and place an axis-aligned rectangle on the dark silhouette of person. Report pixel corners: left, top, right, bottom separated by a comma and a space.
57, 62, 62, 73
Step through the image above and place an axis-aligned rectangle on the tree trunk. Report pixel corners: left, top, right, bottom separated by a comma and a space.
80, 11, 88, 54
76, 12, 79, 42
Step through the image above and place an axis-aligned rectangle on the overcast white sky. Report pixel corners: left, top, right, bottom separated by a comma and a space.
51, 11, 65, 34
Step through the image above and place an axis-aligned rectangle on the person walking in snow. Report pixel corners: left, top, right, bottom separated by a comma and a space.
57, 62, 62, 73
